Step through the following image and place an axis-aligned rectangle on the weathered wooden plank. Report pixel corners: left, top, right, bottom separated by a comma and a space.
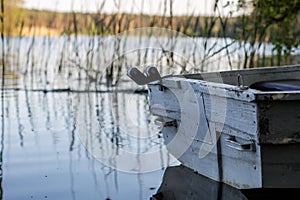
219, 133, 262, 189
180, 64, 300, 86
162, 125, 221, 182
148, 64, 300, 189
158, 77, 256, 102
148, 83, 258, 137
162, 124, 262, 189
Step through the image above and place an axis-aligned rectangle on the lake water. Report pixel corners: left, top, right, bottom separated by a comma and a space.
0, 32, 294, 199
0, 75, 175, 200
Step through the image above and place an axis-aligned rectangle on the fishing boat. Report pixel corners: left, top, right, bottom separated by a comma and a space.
139, 65, 300, 189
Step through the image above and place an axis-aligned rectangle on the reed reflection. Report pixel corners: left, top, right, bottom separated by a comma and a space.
74, 87, 174, 172
0, 80, 169, 199
0, 28, 281, 200
3, 31, 277, 92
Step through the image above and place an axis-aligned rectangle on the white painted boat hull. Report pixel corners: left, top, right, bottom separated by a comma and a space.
148, 65, 300, 189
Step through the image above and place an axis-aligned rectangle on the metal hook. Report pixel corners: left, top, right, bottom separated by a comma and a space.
237, 74, 248, 90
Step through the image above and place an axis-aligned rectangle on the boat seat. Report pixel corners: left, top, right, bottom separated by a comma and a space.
250, 79, 300, 91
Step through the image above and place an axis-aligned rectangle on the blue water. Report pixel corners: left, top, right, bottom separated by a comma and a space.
0, 33, 291, 199
0, 83, 175, 199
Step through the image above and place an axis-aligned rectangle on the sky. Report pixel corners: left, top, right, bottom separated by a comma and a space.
23, 0, 247, 16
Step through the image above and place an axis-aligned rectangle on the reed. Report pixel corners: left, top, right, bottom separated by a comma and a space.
0, 5, 3, 72
2, 0, 300, 88
0, 0, 5, 198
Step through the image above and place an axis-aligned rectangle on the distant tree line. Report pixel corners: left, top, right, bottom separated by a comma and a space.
2, 0, 300, 68
234, 0, 300, 67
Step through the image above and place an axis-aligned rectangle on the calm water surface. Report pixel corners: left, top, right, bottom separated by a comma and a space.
1, 34, 296, 200
0, 74, 177, 200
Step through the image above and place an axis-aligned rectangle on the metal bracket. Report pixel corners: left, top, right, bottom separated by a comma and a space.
154, 118, 177, 128
237, 74, 248, 90
225, 136, 256, 152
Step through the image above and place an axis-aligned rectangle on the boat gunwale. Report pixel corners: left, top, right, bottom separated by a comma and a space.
148, 64, 300, 102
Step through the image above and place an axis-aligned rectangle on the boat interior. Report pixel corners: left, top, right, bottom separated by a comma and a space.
175, 65, 300, 91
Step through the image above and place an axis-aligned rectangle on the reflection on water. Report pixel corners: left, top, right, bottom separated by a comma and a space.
152, 165, 300, 200
74, 89, 176, 173
0, 78, 177, 199
1, 33, 296, 199
152, 165, 248, 200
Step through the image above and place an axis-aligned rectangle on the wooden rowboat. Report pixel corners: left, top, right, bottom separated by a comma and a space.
147, 65, 300, 189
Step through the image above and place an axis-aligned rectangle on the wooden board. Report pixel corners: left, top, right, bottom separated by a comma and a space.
148, 64, 300, 189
